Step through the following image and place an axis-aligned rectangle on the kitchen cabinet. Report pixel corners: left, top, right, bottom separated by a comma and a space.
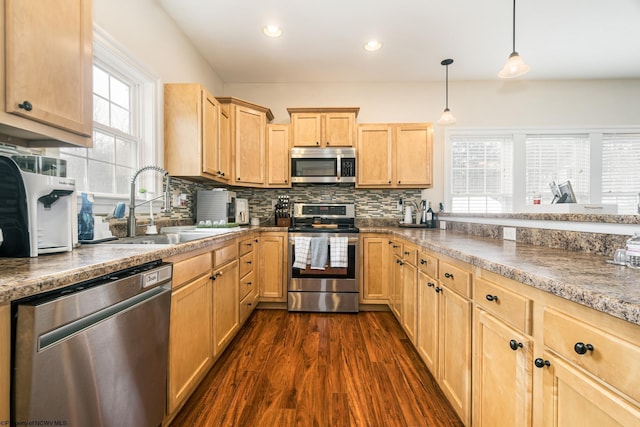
165, 84, 229, 183
288, 107, 359, 147
217, 97, 274, 186
0, 0, 92, 147
417, 271, 439, 374
0, 304, 9, 424
389, 239, 403, 320
259, 231, 288, 302
265, 124, 291, 188
357, 123, 433, 188
400, 244, 418, 343
360, 234, 389, 303
239, 235, 259, 324
167, 252, 214, 416
212, 241, 240, 356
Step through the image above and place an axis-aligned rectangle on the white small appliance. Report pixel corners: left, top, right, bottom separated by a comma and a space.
235, 199, 249, 224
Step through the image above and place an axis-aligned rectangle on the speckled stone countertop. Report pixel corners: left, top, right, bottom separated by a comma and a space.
2, 225, 639, 327
362, 227, 640, 326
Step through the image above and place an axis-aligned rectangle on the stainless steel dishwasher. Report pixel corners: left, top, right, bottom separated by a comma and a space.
12, 260, 172, 427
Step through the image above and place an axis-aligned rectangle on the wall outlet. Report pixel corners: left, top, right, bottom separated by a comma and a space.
440, 220, 447, 230
503, 227, 517, 241
271, 199, 278, 208
397, 199, 403, 212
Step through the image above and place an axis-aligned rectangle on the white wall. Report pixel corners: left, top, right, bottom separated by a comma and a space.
224, 80, 640, 205
93, 0, 223, 94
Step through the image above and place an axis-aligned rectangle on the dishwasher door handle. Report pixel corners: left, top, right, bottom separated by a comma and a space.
38, 285, 170, 351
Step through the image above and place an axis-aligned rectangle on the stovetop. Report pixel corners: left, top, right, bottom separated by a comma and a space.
289, 203, 358, 233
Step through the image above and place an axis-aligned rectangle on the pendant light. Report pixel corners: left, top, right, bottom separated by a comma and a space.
438, 58, 456, 125
498, 0, 530, 79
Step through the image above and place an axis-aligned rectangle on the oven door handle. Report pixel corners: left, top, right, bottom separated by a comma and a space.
289, 236, 359, 244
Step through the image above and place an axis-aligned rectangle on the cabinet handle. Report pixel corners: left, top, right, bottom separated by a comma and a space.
392, 245, 399, 249
388, 241, 393, 244
210, 271, 222, 280
444, 272, 454, 279
254, 239, 259, 243
245, 243, 252, 247
398, 180, 401, 184
399, 261, 404, 266
221, 172, 225, 177
246, 282, 252, 285
534, 358, 551, 368
388, 180, 392, 184
248, 302, 252, 307
420, 259, 427, 265
326, 141, 330, 145
285, 179, 288, 183
18, 100, 33, 111
316, 141, 320, 145
237, 177, 241, 181
404, 251, 410, 255
427, 282, 435, 288
435, 287, 442, 293
246, 260, 252, 265
509, 340, 523, 351
574, 342, 594, 355
486, 294, 499, 302
217, 170, 221, 175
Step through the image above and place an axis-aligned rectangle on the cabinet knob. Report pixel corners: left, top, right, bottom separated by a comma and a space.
398, 181, 401, 184
246, 260, 252, 265
420, 259, 427, 265
254, 239, 259, 243
246, 243, 252, 247
221, 172, 225, 177
444, 272, 454, 279
399, 261, 404, 266
285, 179, 288, 183
435, 287, 442, 293
486, 294, 499, 302
18, 100, 33, 111
574, 342, 594, 355
237, 177, 241, 181
326, 141, 330, 145
246, 282, 252, 285
316, 141, 320, 145
427, 282, 435, 287
404, 251, 410, 255
248, 303, 252, 307
393, 245, 399, 249
509, 340, 523, 351
388, 180, 392, 184
534, 358, 551, 368
210, 271, 222, 280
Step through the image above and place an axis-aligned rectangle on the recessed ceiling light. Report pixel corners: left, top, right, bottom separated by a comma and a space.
364, 40, 382, 52
263, 25, 283, 38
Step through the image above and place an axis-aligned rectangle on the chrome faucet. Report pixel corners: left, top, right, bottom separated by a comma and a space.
128, 166, 171, 237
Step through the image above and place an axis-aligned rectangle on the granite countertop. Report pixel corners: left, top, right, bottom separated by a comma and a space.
1, 225, 639, 326
363, 227, 640, 325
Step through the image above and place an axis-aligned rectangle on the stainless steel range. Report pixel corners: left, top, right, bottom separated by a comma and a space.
288, 203, 359, 312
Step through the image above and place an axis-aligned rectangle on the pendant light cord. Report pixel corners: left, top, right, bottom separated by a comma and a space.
445, 65, 449, 109
511, 0, 517, 53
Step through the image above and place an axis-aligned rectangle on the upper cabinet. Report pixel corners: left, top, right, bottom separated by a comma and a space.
217, 97, 274, 187
0, 0, 93, 147
357, 123, 433, 188
288, 107, 359, 147
165, 84, 229, 184
266, 124, 291, 188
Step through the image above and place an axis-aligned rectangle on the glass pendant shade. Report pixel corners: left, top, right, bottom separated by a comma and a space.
438, 108, 456, 125
498, 52, 530, 79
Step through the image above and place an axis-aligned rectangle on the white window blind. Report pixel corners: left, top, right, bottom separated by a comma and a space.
525, 135, 590, 204
602, 133, 640, 214
450, 135, 513, 213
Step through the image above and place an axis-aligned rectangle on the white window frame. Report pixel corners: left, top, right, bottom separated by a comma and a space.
54, 25, 163, 215
445, 126, 640, 215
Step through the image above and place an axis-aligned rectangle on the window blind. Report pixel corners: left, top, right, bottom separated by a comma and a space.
602, 133, 640, 214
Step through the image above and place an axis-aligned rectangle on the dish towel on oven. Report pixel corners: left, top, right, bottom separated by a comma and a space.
310, 235, 328, 270
329, 236, 348, 268
293, 236, 311, 269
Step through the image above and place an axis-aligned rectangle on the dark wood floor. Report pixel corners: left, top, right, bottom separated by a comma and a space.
171, 309, 464, 427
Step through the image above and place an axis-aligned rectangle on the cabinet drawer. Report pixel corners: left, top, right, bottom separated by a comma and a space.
544, 308, 640, 403
239, 251, 255, 278
418, 251, 438, 279
172, 252, 212, 288
239, 271, 256, 300
389, 240, 403, 257
438, 261, 472, 298
240, 289, 259, 324
402, 245, 418, 266
213, 242, 238, 268
239, 237, 256, 256
475, 278, 532, 334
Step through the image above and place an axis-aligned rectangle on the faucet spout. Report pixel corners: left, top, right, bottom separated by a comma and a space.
128, 166, 171, 237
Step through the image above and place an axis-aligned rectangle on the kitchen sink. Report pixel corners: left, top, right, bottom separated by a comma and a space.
104, 227, 242, 246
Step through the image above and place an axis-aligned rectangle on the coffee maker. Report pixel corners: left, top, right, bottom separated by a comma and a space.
0, 155, 76, 257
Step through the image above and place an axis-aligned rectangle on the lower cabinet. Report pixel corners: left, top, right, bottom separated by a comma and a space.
417, 271, 439, 375
472, 309, 533, 427
401, 255, 418, 343
360, 234, 389, 303
212, 259, 239, 356
0, 304, 10, 423
259, 231, 287, 302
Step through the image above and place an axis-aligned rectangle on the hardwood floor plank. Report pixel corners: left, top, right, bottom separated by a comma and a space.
170, 309, 464, 427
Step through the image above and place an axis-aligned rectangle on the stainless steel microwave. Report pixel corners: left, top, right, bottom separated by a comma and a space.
290, 147, 356, 184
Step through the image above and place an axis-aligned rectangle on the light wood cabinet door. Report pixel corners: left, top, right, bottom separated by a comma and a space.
234, 105, 266, 185
417, 272, 439, 374
391, 254, 403, 320
473, 309, 533, 427
4, 0, 92, 137
357, 125, 393, 186
168, 273, 213, 414
401, 261, 418, 343
202, 92, 223, 178
213, 259, 239, 356
218, 107, 231, 181
291, 113, 322, 147
361, 235, 389, 303
266, 124, 291, 187
394, 124, 433, 186
288, 108, 358, 147
259, 232, 287, 301
438, 284, 472, 426
324, 112, 356, 147
542, 352, 640, 427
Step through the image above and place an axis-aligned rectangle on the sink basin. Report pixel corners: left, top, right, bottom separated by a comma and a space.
104, 227, 242, 245
106, 234, 173, 245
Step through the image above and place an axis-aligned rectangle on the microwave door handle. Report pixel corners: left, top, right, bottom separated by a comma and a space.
336, 154, 341, 181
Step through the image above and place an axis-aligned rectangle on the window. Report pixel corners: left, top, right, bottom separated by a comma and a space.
525, 134, 590, 204
602, 133, 640, 214
449, 135, 513, 213
59, 27, 160, 212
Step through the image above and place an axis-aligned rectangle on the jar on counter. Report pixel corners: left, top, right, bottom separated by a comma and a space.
625, 232, 640, 269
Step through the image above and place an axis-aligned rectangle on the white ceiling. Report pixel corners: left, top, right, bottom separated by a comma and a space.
157, 0, 640, 83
